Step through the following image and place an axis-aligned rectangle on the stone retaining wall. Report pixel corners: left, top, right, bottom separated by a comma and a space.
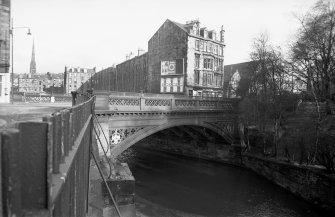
242, 154, 335, 212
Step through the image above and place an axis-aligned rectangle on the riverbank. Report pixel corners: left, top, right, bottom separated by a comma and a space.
242, 153, 335, 213
121, 146, 332, 217
136, 137, 335, 214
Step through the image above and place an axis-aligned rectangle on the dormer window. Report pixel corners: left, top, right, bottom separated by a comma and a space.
200, 29, 204, 37
208, 31, 213, 39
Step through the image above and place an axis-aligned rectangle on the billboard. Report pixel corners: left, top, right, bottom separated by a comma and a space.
160, 77, 184, 93
161, 59, 183, 75
161, 61, 176, 75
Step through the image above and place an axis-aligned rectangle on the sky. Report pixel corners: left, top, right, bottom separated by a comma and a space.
12, 0, 318, 74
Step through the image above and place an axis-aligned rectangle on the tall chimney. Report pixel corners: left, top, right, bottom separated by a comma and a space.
220, 25, 225, 43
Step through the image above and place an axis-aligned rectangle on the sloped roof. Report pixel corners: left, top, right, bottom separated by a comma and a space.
224, 61, 256, 81
168, 19, 188, 33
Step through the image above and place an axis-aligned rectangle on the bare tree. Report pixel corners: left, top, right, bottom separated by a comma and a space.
290, 0, 335, 163
244, 33, 294, 158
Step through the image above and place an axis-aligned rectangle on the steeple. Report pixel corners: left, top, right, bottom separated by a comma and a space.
29, 40, 36, 75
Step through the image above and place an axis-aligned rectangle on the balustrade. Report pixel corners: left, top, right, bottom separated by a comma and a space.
105, 94, 237, 112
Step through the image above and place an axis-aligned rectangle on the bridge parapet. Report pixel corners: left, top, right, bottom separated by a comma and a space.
96, 92, 238, 112
0, 96, 95, 217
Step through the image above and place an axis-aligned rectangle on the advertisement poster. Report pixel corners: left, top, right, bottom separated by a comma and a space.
160, 77, 184, 93
161, 61, 176, 75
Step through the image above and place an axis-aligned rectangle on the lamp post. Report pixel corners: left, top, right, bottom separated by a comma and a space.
10, 18, 32, 103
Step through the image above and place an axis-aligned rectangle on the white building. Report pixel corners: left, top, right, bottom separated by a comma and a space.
64, 66, 96, 94
0, 0, 10, 103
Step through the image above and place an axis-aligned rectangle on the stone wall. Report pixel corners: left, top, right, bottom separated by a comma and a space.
297, 101, 327, 115
242, 154, 335, 212
138, 136, 239, 165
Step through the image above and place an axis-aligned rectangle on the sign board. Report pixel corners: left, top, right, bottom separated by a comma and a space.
161, 61, 176, 75
160, 77, 184, 93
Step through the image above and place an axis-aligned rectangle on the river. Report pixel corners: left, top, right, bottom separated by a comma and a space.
117, 146, 331, 217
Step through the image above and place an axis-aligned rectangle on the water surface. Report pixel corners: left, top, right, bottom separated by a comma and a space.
118, 147, 331, 217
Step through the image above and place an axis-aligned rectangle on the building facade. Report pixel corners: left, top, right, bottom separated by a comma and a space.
64, 66, 96, 94
148, 19, 225, 97
0, 0, 10, 102
87, 19, 226, 97
14, 72, 64, 94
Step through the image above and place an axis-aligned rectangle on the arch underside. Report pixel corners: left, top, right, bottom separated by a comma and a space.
109, 118, 235, 158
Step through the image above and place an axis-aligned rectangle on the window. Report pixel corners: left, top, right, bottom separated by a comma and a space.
195, 54, 200, 69
219, 59, 224, 72
218, 75, 223, 87
194, 70, 200, 84
214, 74, 218, 86
195, 40, 199, 51
208, 74, 213, 85
204, 42, 207, 52
208, 43, 212, 53
199, 41, 204, 51
214, 45, 218, 54
219, 46, 223, 56
203, 58, 213, 70
203, 73, 207, 86
214, 58, 218, 71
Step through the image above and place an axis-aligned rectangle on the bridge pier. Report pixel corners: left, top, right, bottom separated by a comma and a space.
102, 163, 136, 217
91, 121, 137, 217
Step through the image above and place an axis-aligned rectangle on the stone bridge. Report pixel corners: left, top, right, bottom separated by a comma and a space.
94, 92, 243, 158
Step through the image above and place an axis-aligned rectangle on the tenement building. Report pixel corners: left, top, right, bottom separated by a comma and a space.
64, 66, 96, 94
0, 0, 10, 102
89, 19, 225, 97
148, 19, 225, 97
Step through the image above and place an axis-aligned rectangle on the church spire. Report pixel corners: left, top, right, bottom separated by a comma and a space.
29, 40, 36, 75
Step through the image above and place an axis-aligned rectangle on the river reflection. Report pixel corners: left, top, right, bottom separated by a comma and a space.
117, 147, 331, 217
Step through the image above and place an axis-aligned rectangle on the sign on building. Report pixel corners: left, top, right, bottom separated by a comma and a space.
161, 61, 176, 75
161, 59, 184, 75
160, 77, 184, 93
160, 59, 184, 93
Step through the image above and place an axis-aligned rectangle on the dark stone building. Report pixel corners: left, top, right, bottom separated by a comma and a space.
147, 19, 188, 94
148, 19, 225, 97
223, 61, 256, 98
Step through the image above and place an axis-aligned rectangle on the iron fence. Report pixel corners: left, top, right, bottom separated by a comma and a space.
0, 95, 95, 216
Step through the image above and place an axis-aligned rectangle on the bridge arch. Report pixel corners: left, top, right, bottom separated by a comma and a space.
109, 118, 234, 158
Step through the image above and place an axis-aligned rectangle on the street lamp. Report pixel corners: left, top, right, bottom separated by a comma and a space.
10, 18, 32, 103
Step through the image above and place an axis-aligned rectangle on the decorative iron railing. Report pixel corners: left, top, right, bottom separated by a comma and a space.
100, 93, 238, 112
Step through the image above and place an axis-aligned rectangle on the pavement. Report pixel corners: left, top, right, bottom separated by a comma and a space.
0, 102, 71, 128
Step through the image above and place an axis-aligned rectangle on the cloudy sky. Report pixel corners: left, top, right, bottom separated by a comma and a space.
12, 0, 317, 74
